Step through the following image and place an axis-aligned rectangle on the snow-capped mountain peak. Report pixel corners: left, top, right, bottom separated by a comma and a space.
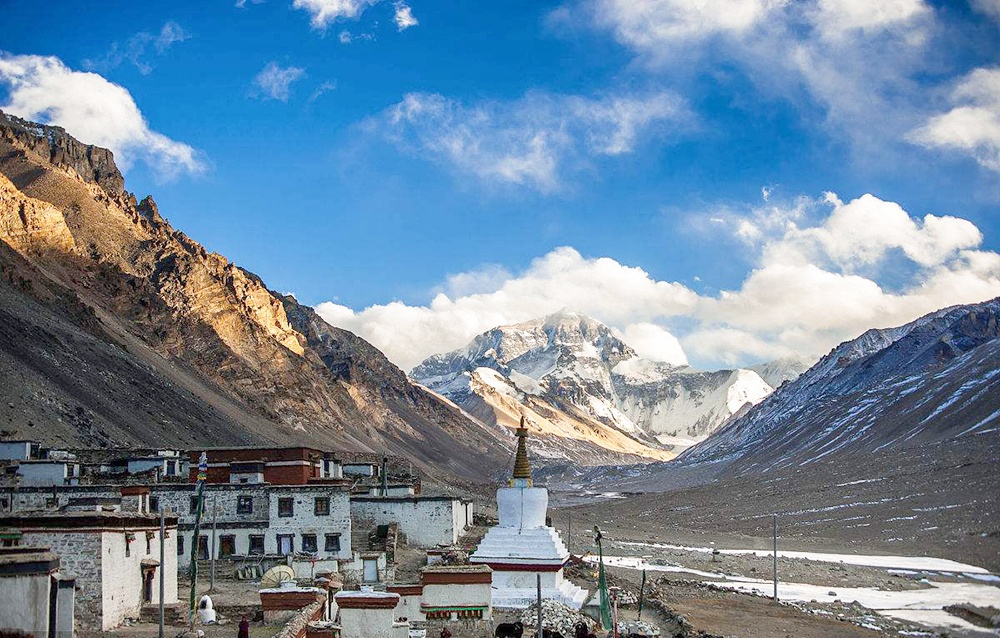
411, 311, 782, 461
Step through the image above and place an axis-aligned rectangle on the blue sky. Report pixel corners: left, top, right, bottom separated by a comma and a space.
1, 0, 999, 371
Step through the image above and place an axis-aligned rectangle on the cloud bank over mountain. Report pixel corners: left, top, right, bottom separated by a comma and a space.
318, 192, 1000, 371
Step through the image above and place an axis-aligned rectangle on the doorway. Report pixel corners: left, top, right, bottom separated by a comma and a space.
142, 568, 155, 603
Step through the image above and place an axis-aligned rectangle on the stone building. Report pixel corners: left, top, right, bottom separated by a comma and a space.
350, 495, 473, 548
158, 481, 353, 573
0, 546, 75, 637
0, 510, 179, 632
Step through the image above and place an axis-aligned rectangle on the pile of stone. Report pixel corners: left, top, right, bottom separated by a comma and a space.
617, 619, 659, 637
520, 600, 592, 638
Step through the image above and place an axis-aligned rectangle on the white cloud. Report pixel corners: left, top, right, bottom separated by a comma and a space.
559, 0, 937, 157
971, 0, 1000, 21
0, 53, 204, 178
909, 67, 1000, 173
590, 0, 781, 46
617, 323, 688, 365
393, 2, 418, 30
293, 0, 380, 28
252, 62, 306, 102
83, 21, 190, 75
316, 246, 699, 371
316, 193, 1000, 371
378, 90, 688, 193
308, 80, 337, 103
811, 0, 930, 38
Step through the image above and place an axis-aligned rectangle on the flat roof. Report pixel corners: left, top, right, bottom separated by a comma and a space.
0, 511, 177, 529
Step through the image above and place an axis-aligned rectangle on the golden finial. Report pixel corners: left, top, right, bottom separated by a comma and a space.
511, 415, 533, 486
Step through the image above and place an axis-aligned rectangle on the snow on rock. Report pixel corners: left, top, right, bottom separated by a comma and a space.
412, 310, 780, 458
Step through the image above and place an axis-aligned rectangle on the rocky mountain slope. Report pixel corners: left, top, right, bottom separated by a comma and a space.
547, 301, 999, 570
411, 311, 775, 462
0, 111, 509, 480
681, 297, 1000, 472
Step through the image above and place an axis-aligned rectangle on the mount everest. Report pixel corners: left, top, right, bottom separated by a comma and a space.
411, 310, 796, 462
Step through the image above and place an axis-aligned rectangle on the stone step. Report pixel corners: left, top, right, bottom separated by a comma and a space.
140, 602, 186, 625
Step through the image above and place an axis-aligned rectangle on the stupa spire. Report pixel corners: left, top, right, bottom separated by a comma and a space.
510, 416, 533, 486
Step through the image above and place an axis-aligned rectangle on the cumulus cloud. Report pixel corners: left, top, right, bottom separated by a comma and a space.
394, 2, 418, 30
316, 247, 699, 371
810, 0, 930, 38
252, 62, 306, 102
589, 0, 781, 46
616, 323, 688, 365
293, 0, 381, 28
84, 21, 190, 75
0, 53, 204, 178
316, 193, 1000, 371
909, 67, 1000, 173
556, 0, 937, 155
378, 90, 688, 192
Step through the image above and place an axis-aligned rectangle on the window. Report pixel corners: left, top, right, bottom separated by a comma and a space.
277, 534, 294, 556
249, 535, 265, 555
314, 497, 330, 516
325, 534, 341, 552
190, 495, 201, 514
278, 497, 294, 517
220, 535, 236, 557
146, 533, 152, 555
150, 496, 159, 512
237, 495, 253, 515
301, 534, 317, 553
178, 535, 184, 555
165, 460, 177, 476
198, 535, 209, 560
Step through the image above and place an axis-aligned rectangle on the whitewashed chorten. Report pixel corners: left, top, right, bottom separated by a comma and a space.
470, 418, 589, 609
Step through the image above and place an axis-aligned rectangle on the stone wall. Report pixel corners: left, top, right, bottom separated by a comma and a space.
350, 498, 468, 548
100, 527, 178, 631
20, 531, 103, 629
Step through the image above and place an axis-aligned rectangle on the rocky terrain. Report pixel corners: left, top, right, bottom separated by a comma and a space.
0, 111, 510, 480
411, 311, 778, 463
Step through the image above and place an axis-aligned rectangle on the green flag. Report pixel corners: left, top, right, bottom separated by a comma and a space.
594, 527, 612, 631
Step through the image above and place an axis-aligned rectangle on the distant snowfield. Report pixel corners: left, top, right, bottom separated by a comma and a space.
616, 540, 990, 573
587, 552, 1000, 637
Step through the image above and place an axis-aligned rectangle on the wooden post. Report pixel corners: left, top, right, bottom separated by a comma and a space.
210, 495, 217, 591
158, 504, 164, 638
536, 573, 542, 638
772, 514, 778, 603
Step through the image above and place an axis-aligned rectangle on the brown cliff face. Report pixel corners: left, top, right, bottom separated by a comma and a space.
0, 111, 507, 480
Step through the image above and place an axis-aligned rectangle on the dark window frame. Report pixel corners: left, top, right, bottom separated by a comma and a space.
219, 535, 236, 557
301, 533, 317, 553
249, 534, 265, 555
278, 497, 294, 517
314, 497, 330, 516
237, 495, 253, 515
324, 533, 341, 552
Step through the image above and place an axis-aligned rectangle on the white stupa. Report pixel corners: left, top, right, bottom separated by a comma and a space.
470, 418, 589, 609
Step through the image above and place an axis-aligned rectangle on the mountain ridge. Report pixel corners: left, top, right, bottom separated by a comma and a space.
0, 110, 509, 481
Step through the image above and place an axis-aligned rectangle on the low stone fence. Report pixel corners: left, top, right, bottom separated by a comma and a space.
271, 600, 325, 638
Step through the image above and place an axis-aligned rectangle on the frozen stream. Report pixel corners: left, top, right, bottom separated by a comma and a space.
584, 550, 1000, 637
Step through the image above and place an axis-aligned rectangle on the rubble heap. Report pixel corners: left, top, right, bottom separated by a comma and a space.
520, 600, 592, 638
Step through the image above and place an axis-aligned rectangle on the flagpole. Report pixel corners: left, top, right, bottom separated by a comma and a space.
189, 452, 207, 630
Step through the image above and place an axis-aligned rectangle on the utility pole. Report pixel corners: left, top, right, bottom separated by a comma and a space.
536, 573, 542, 638
158, 504, 165, 638
567, 512, 572, 555
772, 514, 778, 603
210, 495, 218, 590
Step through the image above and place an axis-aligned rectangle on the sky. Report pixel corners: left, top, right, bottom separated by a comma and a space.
1, 0, 998, 372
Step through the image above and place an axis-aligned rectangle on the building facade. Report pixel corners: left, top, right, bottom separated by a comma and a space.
0, 511, 179, 632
